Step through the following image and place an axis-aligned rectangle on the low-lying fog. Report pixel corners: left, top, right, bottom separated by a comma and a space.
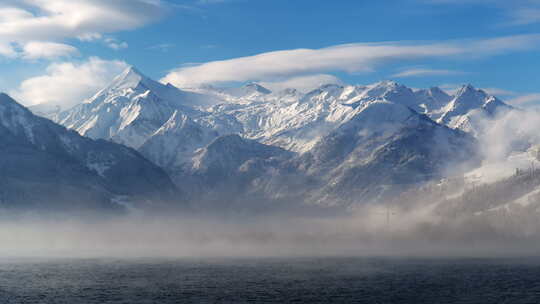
0, 204, 539, 259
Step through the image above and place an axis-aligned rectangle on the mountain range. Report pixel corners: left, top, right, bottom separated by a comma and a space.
2, 66, 517, 213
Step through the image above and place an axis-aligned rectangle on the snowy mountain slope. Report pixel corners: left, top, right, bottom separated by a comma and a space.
54, 67, 203, 148
413, 87, 452, 116
0, 93, 179, 212
190, 134, 292, 175
290, 100, 478, 206
438, 84, 490, 125
52, 67, 242, 169
139, 111, 221, 169
178, 99, 478, 208
209, 84, 359, 152
436, 84, 512, 132
171, 134, 295, 207
207, 80, 480, 153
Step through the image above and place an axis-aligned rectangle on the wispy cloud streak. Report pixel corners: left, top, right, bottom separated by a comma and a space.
392, 68, 463, 78
162, 34, 540, 87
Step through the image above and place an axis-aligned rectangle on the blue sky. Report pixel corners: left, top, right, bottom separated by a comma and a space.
1, 0, 540, 107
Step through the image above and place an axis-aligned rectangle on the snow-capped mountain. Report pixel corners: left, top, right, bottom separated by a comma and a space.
175, 99, 477, 208
0, 93, 178, 212
283, 100, 478, 206
139, 110, 222, 169
52, 67, 242, 169
55, 66, 208, 147
190, 134, 292, 175
45, 67, 515, 209
182, 134, 292, 189
435, 84, 512, 134
208, 81, 509, 153
209, 83, 358, 152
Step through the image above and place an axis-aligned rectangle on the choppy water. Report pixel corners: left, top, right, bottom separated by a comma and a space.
0, 257, 540, 303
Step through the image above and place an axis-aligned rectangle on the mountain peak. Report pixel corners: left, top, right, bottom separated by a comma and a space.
84, 66, 162, 104
308, 83, 343, 94
362, 80, 415, 105
122, 65, 143, 76
85, 65, 193, 108
455, 84, 480, 96
437, 83, 501, 125
0, 93, 28, 112
244, 83, 272, 94
367, 80, 406, 92
320, 83, 343, 89
452, 84, 491, 105
377, 80, 399, 87
109, 65, 150, 90
428, 86, 447, 94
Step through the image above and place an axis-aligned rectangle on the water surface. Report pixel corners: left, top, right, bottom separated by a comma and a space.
1, 257, 539, 303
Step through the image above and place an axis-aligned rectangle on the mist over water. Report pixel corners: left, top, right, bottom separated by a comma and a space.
1, 203, 539, 259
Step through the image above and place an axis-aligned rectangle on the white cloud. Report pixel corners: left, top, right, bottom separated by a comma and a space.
21, 41, 79, 60
259, 74, 343, 92
104, 37, 128, 50
0, 0, 166, 41
0, 0, 167, 59
148, 43, 175, 52
392, 68, 462, 78
0, 7, 34, 22
11, 57, 128, 107
507, 93, 540, 105
0, 42, 16, 58
162, 34, 540, 88
509, 8, 540, 25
